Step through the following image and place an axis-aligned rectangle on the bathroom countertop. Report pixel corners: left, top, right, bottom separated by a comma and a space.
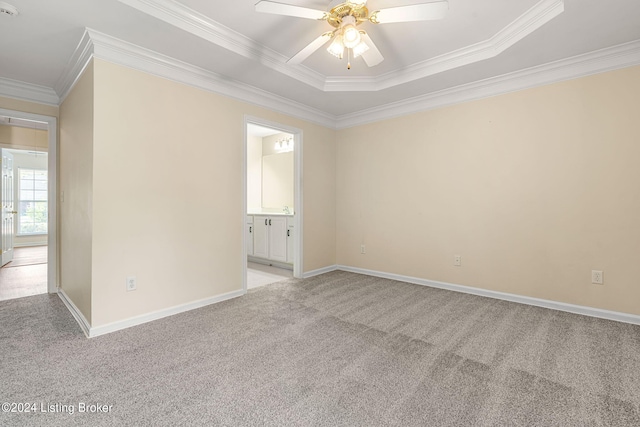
247, 211, 293, 216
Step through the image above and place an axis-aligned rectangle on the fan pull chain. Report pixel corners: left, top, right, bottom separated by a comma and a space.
347, 48, 351, 70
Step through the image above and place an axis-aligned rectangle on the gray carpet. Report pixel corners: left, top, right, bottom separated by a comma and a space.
1, 271, 640, 426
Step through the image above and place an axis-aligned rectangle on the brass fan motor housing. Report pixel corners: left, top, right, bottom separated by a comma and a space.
325, 2, 369, 28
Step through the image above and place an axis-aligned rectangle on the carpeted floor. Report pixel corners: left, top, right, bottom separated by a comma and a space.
1, 271, 640, 426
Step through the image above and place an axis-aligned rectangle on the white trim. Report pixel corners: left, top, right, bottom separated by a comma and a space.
55, 30, 94, 104
335, 38, 640, 129
13, 242, 47, 247
303, 265, 338, 278
88, 289, 245, 338
0, 108, 58, 294
293, 127, 303, 280
0, 77, 59, 106
83, 29, 336, 129
116, 0, 564, 92
243, 116, 304, 292
116, 0, 326, 91
336, 265, 640, 326
46, 117, 58, 293
5, 27, 640, 134
241, 118, 249, 293
58, 290, 91, 338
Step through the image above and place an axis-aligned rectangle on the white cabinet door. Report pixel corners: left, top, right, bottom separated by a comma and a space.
253, 216, 269, 259
268, 216, 288, 263
246, 216, 254, 256
246, 223, 254, 256
287, 226, 294, 264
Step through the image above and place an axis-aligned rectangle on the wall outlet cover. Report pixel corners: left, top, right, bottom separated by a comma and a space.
591, 270, 603, 285
126, 276, 137, 291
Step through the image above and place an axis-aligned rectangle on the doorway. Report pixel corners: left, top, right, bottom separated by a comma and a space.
243, 116, 303, 292
0, 109, 57, 299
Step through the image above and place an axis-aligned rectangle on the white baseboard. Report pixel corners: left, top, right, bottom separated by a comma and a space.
14, 242, 48, 248
59, 288, 245, 338
303, 265, 338, 278
59, 263, 640, 338
335, 265, 640, 326
87, 289, 245, 338
58, 290, 91, 338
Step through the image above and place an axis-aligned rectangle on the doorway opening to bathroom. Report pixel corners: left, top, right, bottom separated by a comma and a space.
243, 117, 303, 291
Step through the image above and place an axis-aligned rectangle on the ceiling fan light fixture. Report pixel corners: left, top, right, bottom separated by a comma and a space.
256, 0, 450, 69
352, 41, 369, 58
342, 24, 361, 48
327, 34, 345, 59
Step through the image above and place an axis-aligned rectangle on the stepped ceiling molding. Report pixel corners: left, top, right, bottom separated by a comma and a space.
1, 0, 640, 128
116, 0, 565, 92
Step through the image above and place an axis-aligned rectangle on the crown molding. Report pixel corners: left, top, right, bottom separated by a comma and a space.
335, 38, 640, 129
116, 0, 326, 90
81, 29, 337, 129
117, 0, 563, 93
0, 77, 59, 106
55, 30, 94, 104
324, 0, 565, 91
7, 29, 640, 133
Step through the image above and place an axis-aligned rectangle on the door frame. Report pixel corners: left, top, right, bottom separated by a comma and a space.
0, 108, 58, 294
243, 115, 303, 292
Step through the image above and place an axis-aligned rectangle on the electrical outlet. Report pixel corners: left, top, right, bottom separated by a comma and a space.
126, 276, 137, 291
360, 244, 366, 254
591, 270, 603, 285
454, 255, 462, 266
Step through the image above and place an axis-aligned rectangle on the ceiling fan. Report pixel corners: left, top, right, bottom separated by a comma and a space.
255, 0, 449, 69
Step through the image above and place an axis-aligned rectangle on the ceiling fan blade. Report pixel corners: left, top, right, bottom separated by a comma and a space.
358, 32, 384, 67
288, 32, 333, 65
371, 1, 448, 24
255, 1, 326, 20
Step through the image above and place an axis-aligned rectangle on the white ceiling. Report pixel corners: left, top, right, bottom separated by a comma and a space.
1, 0, 640, 122
247, 123, 286, 138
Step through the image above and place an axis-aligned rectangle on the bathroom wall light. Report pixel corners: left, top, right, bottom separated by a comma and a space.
274, 137, 294, 153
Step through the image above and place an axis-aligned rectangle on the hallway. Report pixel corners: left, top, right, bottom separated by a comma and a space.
0, 246, 47, 301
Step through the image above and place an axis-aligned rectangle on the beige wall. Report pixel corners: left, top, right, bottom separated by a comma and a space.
4, 57, 639, 327
247, 135, 262, 211
336, 65, 640, 316
0, 96, 58, 118
89, 59, 336, 326
0, 126, 48, 151
59, 60, 94, 323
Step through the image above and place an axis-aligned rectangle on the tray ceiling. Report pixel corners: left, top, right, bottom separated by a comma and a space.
1, 0, 639, 123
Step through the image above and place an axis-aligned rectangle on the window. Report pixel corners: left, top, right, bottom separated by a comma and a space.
18, 168, 47, 235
